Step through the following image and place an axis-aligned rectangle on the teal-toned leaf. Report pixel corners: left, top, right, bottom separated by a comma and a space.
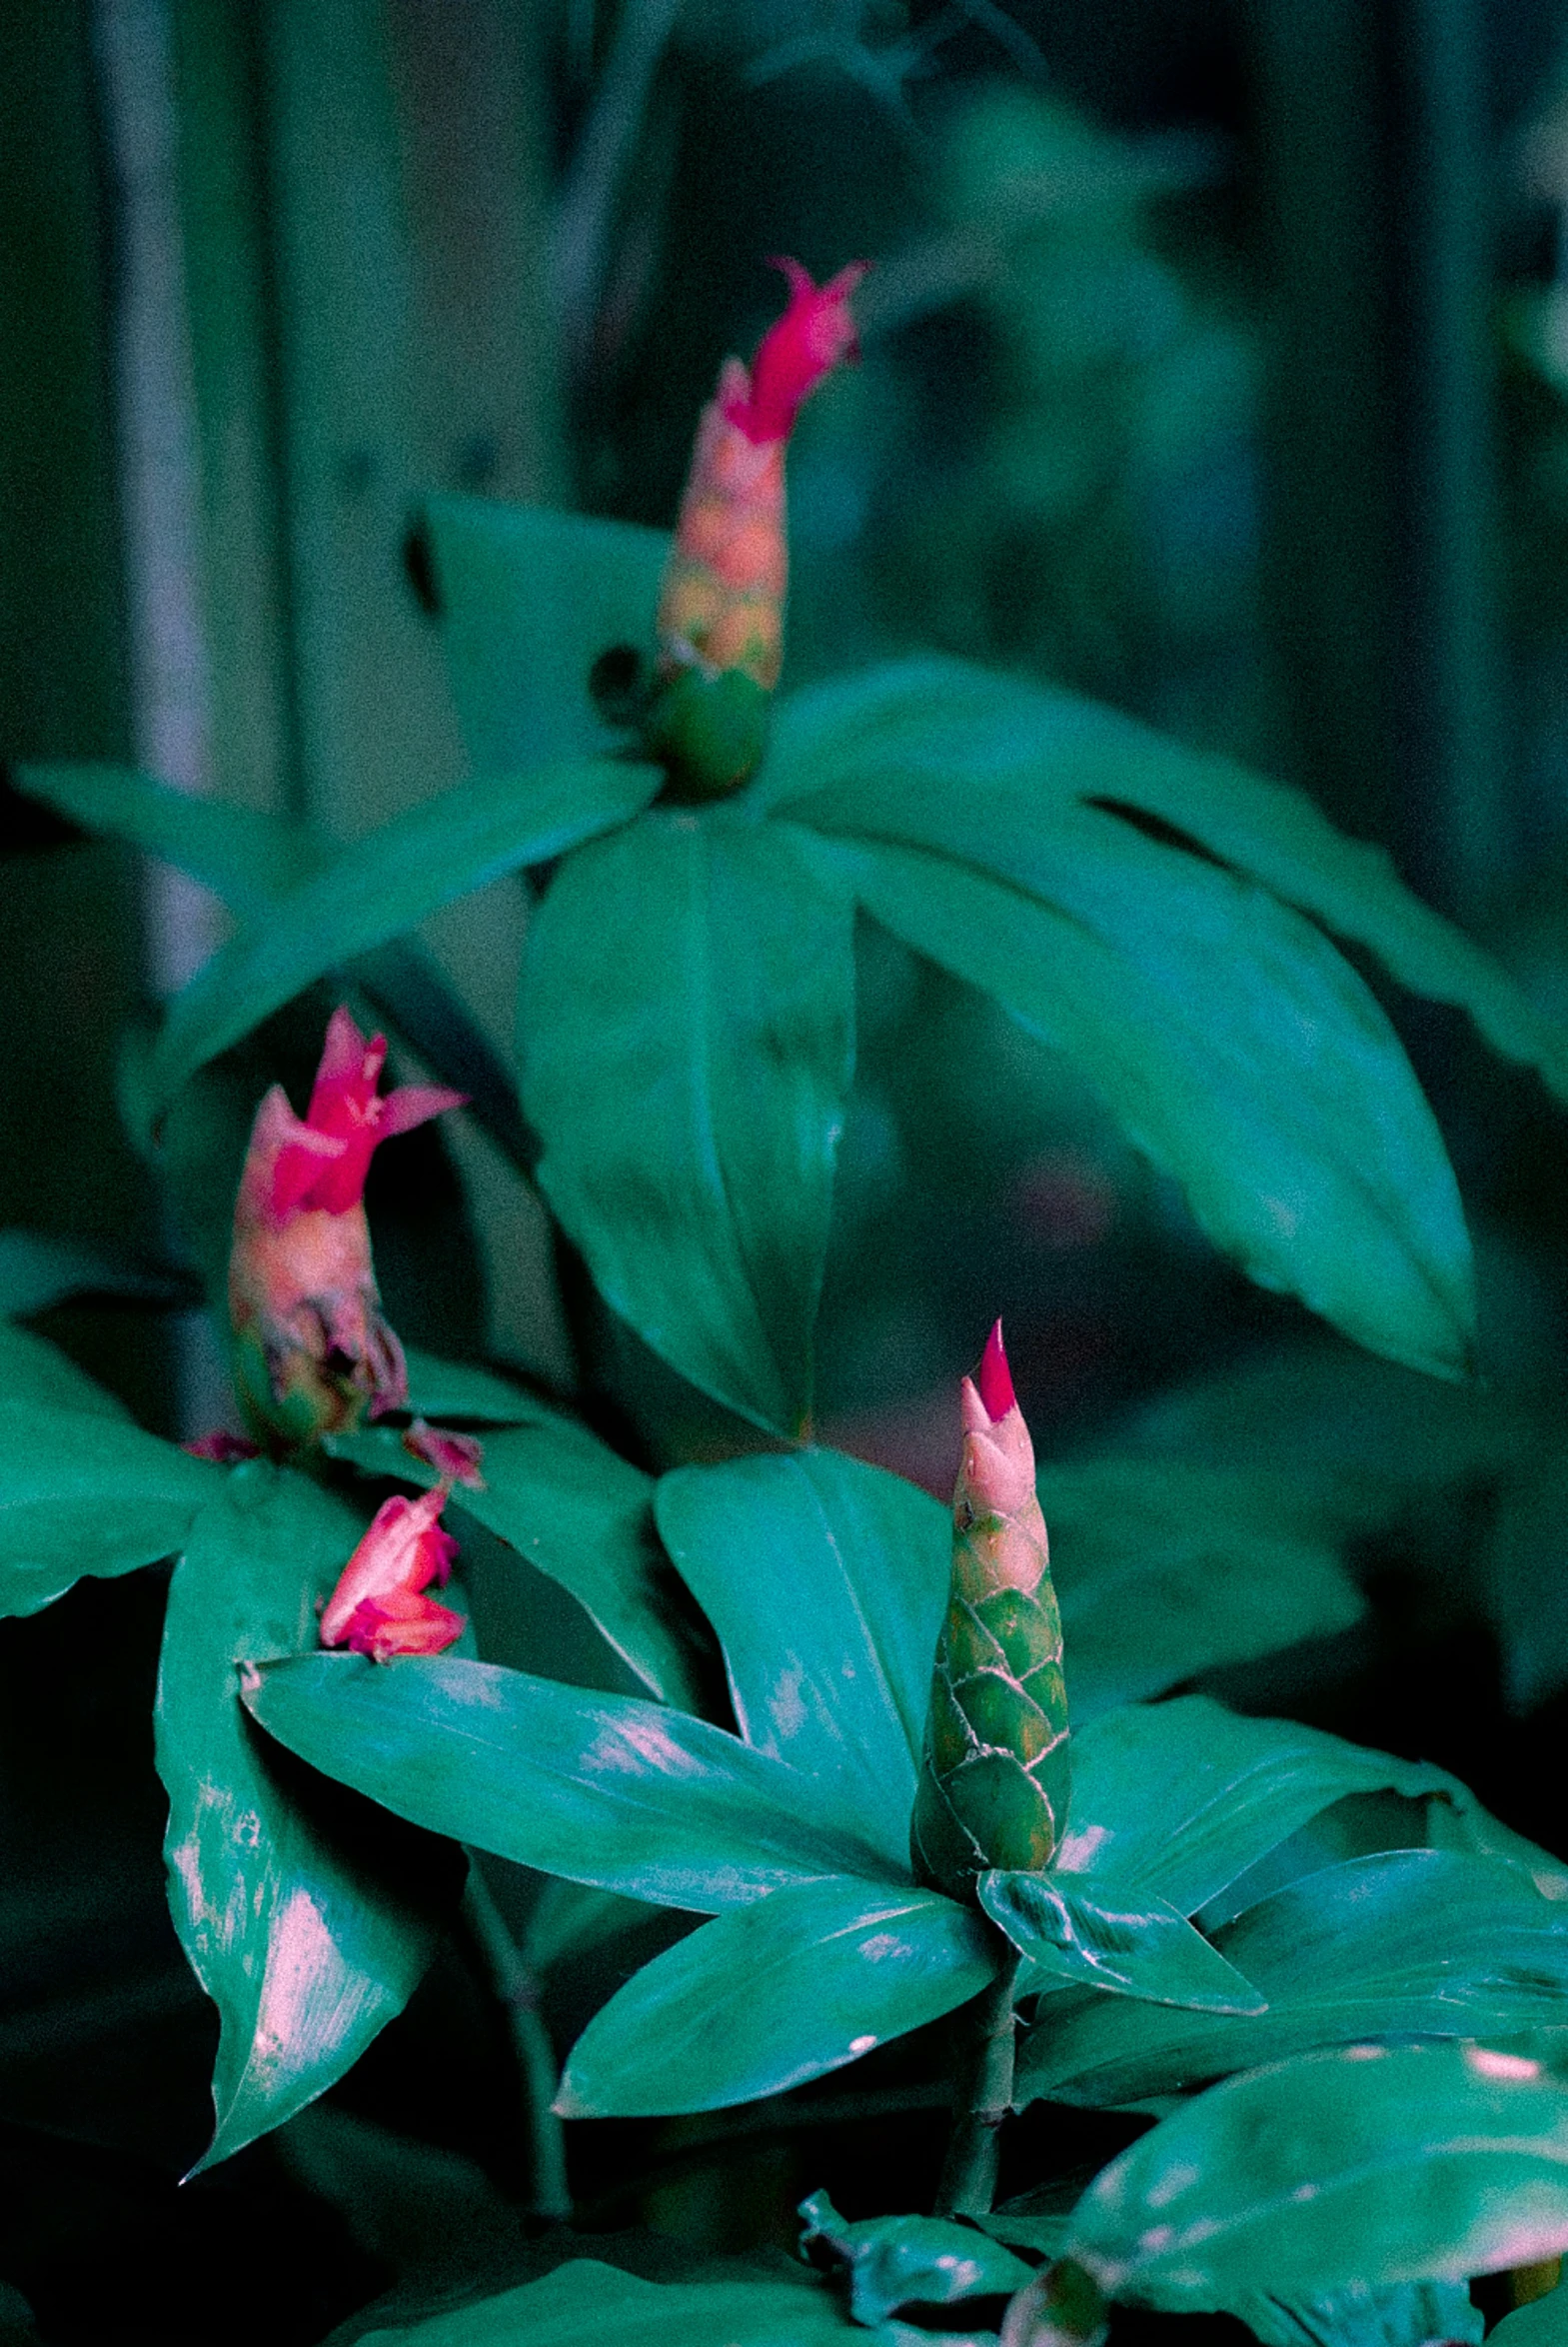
1231, 2278, 1483, 2347
556, 1875, 997, 2117
655, 1449, 948, 1867
1021, 1847, 1568, 2107
521, 810, 855, 1433
1043, 1458, 1365, 1718
759, 656, 1568, 1102
1061, 2042, 1568, 2308
0, 1319, 134, 1418
345, 2257, 853, 2347
13, 760, 325, 912
1491, 2287, 1568, 2347
1480, 1441, 1568, 1711
979, 1871, 1264, 2014
142, 758, 662, 1131
0, 1377, 222, 1615
156, 1462, 462, 2168
243, 1653, 896, 1910
0, 1228, 187, 1318
522, 1877, 649, 1974
1055, 1696, 1459, 1919
798, 2191, 1032, 2324
808, 822, 1473, 1379
331, 1420, 694, 1707
426, 495, 669, 773
400, 1348, 573, 1429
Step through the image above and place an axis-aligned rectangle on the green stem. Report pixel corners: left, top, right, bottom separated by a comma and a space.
935, 1949, 1021, 2217
461, 1867, 573, 2222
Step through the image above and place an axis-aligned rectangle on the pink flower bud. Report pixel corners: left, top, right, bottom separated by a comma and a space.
227, 1009, 464, 1449
320, 1481, 466, 1662
404, 1418, 486, 1489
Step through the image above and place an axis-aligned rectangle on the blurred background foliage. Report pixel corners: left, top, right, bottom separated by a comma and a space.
14, 0, 1568, 2338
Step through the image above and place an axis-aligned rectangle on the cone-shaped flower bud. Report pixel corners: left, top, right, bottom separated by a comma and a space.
649, 257, 868, 798
910, 1322, 1070, 1901
228, 1008, 464, 1450
320, 1480, 466, 1662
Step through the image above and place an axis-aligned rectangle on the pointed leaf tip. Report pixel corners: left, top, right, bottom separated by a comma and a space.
978, 1319, 1015, 1419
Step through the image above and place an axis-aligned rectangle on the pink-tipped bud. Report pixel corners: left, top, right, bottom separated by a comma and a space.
404, 1419, 486, 1489
320, 1481, 465, 1661
976, 1319, 1015, 1419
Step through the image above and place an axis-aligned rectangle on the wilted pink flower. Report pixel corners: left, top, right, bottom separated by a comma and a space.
320, 1481, 466, 1662
228, 1009, 464, 1449
404, 1418, 486, 1489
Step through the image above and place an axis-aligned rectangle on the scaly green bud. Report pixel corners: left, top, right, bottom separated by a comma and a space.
910, 1321, 1070, 1900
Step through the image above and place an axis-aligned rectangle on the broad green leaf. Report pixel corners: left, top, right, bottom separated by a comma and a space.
1020, 1847, 1568, 2107
0, 1319, 134, 1418
979, 1870, 1264, 2014
655, 1449, 948, 1866
1061, 2042, 1568, 2307
798, 2191, 1032, 2324
12, 760, 325, 912
0, 1228, 186, 1318
556, 1875, 997, 2117
156, 1462, 462, 2168
759, 656, 1568, 1102
1043, 1458, 1365, 1717
243, 1653, 897, 1910
0, 1378, 221, 1614
332, 1420, 695, 1707
400, 1348, 574, 1429
426, 496, 669, 773
142, 758, 662, 1130
808, 823, 1474, 1379
521, 811, 855, 1433
1231, 2279, 1483, 2347
1054, 1696, 1459, 1919
1491, 2286, 1568, 2347
348, 2257, 853, 2347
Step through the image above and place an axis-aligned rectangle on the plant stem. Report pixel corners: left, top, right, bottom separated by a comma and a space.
461, 1867, 573, 2222
935, 1949, 1021, 2218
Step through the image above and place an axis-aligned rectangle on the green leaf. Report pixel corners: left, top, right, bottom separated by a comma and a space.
556, 1876, 997, 2117
12, 760, 325, 912
332, 1420, 695, 1707
156, 1462, 462, 2168
0, 1319, 134, 1418
1061, 2042, 1568, 2308
1042, 1458, 1365, 1718
342, 2257, 853, 2347
1021, 1847, 1568, 2107
0, 1228, 187, 1318
1055, 1696, 1459, 1919
1480, 1441, 1568, 1711
808, 822, 1473, 1379
979, 1871, 1265, 2013
1491, 2287, 1568, 2347
0, 1374, 222, 1614
798, 2191, 1032, 2324
521, 811, 855, 1433
759, 657, 1568, 1102
1231, 2279, 1483, 2347
426, 496, 669, 773
655, 1449, 949, 1867
242, 1652, 897, 1910
141, 758, 662, 1131
400, 1349, 573, 1428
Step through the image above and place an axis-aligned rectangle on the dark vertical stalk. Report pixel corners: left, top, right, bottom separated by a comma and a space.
934, 1951, 1021, 2218
461, 1867, 573, 2223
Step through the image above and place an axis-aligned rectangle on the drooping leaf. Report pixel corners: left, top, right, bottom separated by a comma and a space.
0, 1367, 222, 1614
338, 2256, 854, 2347
521, 810, 855, 1433
555, 1875, 997, 2117
1042, 1458, 1365, 1717
12, 760, 325, 912
0, 1228, 188, 1318
332, 1419, 694, 1707
156, 1462, 463, 2169
655, 1449, 948, 1867
759, 656, 1568, 1101
1230, 2278, 1483, 2347
399, 1349, 573, 1429
141, 758, 662, 1131
1020, 1847, 1568, 2107
243, 1653, 896, 1910
979, 1870, 1264, 2014
1061, 2042, 1568, 2308
798, 2191, 1032, 2324
807, 824, 1474, 1379
426, 496, 669, 774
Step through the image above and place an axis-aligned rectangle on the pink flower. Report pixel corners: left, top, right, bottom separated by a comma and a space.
403, 1418, 486, 1489
722, 258, 870, 446
320, 1481, 466, 1662
228, 1009, 465, 1448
